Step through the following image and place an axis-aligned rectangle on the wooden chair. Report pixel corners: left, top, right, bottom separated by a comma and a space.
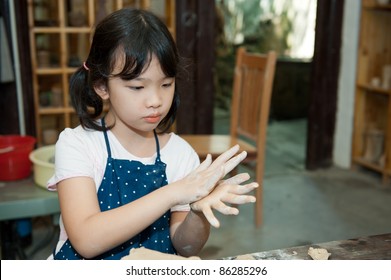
181, 47, 277, 227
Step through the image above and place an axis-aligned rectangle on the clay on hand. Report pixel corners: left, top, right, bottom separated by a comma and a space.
190, 172, 258, 228
174, 145, 249, 205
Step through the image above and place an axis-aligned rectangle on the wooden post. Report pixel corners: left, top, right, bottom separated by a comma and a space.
175, 0, 216, 134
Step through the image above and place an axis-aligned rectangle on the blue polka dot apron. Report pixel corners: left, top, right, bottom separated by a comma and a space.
54, 120, 175, 259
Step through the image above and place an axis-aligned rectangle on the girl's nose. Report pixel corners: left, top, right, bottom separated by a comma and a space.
146, 89, 162, 108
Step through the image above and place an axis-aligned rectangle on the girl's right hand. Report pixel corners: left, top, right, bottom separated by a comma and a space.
172, 145, 247, 205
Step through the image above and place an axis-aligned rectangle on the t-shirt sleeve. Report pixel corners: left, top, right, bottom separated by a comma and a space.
47, 128, 98, 191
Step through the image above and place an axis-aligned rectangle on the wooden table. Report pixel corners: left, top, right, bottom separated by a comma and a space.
0, 177, 60, 259
229, 233, 391, 260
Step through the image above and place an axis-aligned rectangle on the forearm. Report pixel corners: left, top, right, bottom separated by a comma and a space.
62, 182, 178, 258
171, 210, 211, 257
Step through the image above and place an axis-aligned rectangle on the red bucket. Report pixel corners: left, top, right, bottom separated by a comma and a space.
0, 135, 36, 181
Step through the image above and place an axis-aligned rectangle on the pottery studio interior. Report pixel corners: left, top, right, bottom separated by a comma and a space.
1, 0, 391, 262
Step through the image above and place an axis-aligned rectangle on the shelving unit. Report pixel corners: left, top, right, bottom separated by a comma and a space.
352, 0, 391, 184
27, 0, 175, 146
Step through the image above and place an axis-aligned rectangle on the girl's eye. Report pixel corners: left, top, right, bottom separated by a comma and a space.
162, 83, 172, 88
129, 86, 144, 90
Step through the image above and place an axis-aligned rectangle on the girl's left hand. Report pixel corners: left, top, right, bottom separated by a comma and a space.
190, 173, 258, 228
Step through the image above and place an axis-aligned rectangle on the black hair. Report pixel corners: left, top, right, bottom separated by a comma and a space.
70, 8, 180, 132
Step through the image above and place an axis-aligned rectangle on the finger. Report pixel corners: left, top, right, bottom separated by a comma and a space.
222, 193, 256, 205
202, 206, 220, 228
212, 200, 239, 216
209, 145, 240, 168
230, 182, 259, 195
223, 151, 247, 176
223, 173, 250, 185
194, 154, 212, 172
190, 201, 201, 212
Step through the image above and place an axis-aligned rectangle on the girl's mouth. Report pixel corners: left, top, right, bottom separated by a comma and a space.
144, 115, 161, 123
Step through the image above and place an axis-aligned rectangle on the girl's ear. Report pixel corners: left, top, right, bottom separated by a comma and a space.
94, 83, 109, 100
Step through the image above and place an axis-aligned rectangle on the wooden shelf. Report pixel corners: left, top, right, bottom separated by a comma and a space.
352, 0, 391, 186
38, 107, 75, 114
33, 27, 92, 33
35, 68, 80, 75
28, 0, 175, 146
357, 83, 391, 96
363, 3, 391, 10
353, 157, 384, 173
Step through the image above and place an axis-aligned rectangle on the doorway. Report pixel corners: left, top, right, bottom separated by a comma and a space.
213, 0, 317, 172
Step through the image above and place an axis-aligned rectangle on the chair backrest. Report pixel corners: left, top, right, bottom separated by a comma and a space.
230, 47, 277, 152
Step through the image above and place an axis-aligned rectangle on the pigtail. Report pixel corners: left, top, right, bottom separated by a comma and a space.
69, 65, 105, 131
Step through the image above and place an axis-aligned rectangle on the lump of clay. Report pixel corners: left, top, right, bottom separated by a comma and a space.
121, 247, 201, 260
307, 247, 331, 260
235, 254, 256, 260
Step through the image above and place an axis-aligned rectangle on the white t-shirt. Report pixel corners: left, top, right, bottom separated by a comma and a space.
47, 124, 200, 257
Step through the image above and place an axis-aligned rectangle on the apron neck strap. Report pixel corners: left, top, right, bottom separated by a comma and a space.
101, 118, 112, 158
153, 130, 161, 161
101, 118, 161, 161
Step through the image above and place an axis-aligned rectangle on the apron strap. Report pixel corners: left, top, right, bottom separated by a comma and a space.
101, 118, 112, 158
153, 130, 161, 161
101, 118, 160, 161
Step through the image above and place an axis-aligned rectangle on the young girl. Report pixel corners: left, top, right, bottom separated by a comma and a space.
47, 8, 258, 260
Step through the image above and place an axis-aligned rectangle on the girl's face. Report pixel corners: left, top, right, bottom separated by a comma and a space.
98, 54, 175, 134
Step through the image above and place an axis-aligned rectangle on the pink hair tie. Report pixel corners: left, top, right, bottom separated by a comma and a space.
83, 61, 90, 71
